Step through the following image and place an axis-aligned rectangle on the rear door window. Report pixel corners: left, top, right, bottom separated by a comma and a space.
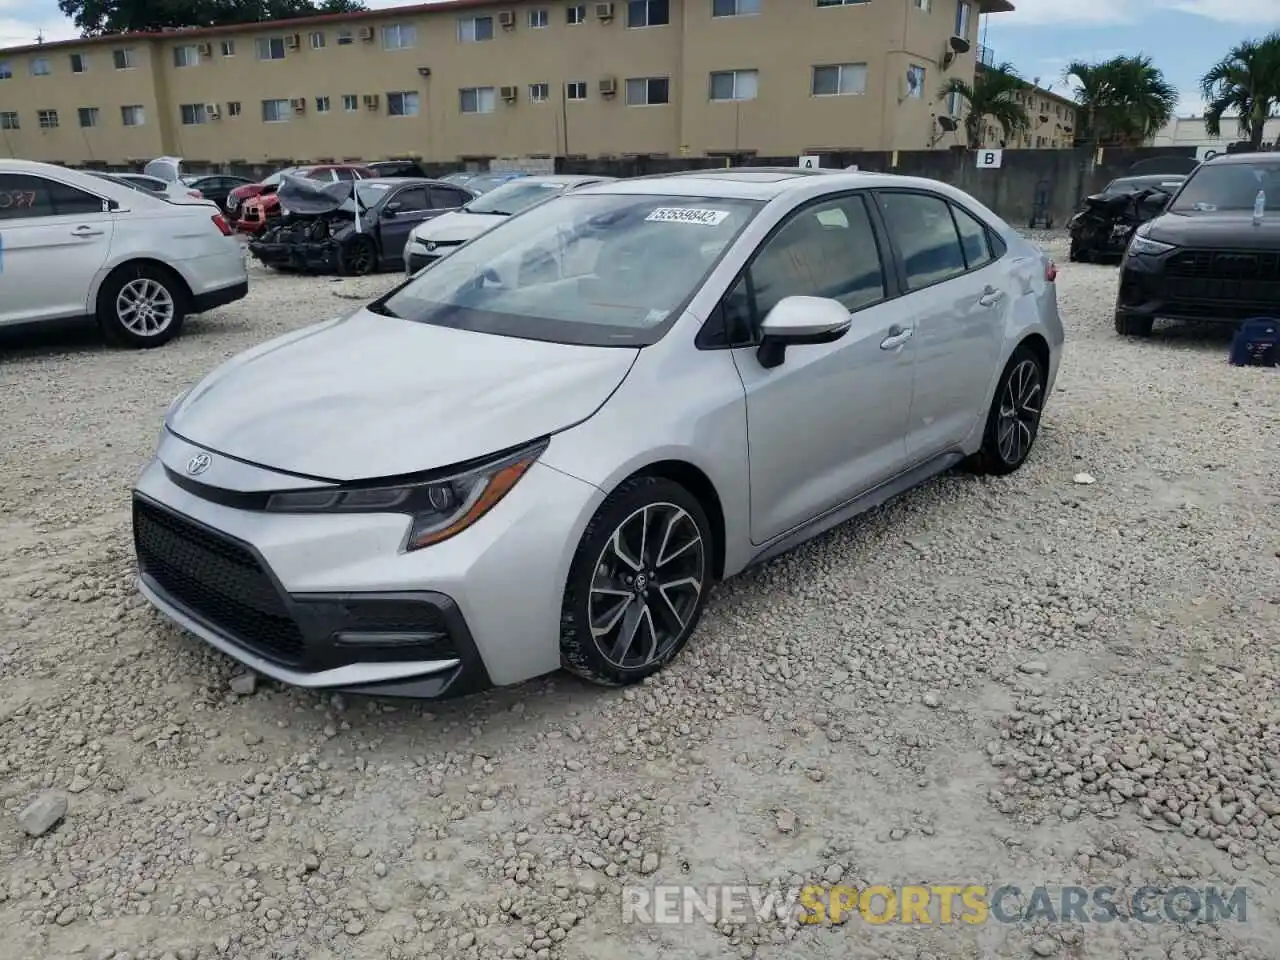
877, 191, 968, 291
0, 174, 104, 219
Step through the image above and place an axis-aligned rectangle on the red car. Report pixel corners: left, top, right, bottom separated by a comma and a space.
229, 164, 375, 234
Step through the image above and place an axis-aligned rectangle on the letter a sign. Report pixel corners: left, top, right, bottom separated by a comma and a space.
976, 149, 1003, 169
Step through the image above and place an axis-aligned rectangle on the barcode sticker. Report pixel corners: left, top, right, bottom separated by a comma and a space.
645, 207, 729, 226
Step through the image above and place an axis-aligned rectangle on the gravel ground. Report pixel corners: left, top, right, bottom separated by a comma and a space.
1, 240, 1278, 960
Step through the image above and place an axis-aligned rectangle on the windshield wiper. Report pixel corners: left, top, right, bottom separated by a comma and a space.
365, 301, 401, 318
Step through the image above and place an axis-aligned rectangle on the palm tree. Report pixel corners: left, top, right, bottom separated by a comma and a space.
1065, 55, 1179, 147
938, 62, 1031, 147
1200, 32, 1280, 151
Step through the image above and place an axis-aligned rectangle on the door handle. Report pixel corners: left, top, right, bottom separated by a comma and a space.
880, 325, 914, 350
978, 286, 1005, 307
71, 226, 104, 238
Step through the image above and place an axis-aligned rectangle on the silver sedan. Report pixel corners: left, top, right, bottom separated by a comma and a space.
132, 168, 1063, 697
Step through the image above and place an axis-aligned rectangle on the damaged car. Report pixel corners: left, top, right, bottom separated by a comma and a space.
248, 175, 476, 275
1068, 174, 1187, 263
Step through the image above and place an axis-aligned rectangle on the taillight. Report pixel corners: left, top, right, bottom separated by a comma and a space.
211, 213, 233, 236
1045, 260, 1058, 282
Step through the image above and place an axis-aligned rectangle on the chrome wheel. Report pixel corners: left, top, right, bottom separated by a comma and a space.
588, 503, 705, 670
116, 278, 175, 337
996, 359, 1043, 466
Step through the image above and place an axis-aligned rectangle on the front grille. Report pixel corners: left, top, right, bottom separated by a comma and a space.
134, 498, 305, 664
1163, 250, 1280, 309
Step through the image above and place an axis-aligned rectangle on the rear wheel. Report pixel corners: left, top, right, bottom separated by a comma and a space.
560, 477, 714, 687
96, 263, 186, 349
969, 345, 1046, 476
1115, 312, 1154, 337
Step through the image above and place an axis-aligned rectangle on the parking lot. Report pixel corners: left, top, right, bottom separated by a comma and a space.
1, 243, 1278, 960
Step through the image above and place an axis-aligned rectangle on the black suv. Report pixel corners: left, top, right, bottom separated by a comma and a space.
1115, 152, 1279, 336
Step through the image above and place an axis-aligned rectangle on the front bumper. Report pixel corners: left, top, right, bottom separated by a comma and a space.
1116, 250, 1280, 324
132, 433, 604, 696
250, 239, 340, 272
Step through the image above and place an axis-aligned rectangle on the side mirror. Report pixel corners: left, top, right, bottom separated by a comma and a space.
757, 296, 851, 369
383, 204, 399, 217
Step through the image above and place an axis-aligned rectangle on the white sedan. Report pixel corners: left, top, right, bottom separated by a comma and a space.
0, 159, 248, 348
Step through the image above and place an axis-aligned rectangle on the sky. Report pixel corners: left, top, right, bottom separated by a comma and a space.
2, 0, 1279, 118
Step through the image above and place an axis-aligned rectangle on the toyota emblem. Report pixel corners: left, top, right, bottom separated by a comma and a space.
426, 241, 437, 251
186, 453, 212, 476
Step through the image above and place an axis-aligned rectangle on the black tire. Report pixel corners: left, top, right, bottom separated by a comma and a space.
560, 476, 715, 687
338, 235, 377, 276
968, 344, 1046, 476
1115, 312, 1154, 337
96, 262, 187, 349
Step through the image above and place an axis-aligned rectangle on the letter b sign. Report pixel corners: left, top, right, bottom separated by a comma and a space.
976, 149, 1003, 169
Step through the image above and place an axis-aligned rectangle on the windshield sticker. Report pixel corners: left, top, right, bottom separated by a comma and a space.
645, 207, 730, 226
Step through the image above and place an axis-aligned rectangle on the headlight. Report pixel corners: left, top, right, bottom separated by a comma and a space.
1128, 233, 1174, 256
264, 439, 547, 551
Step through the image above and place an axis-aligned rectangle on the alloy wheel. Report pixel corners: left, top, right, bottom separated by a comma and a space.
116, 278, 175, 337
588, 503, 705, 670
347, 240, 374, 275
996, 359, 1043, 466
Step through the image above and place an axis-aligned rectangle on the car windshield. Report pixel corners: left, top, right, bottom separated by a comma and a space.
377, 192, 762, 347
1169, 160, 1280, 213
180, 175, 199, 186
465, 180, 568, 216
348, 182, 394, 210
1104, 177, 1181, 196
467, 175, 519, 193
260, 168, 298, 188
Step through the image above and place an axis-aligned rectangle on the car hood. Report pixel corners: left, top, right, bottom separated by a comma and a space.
167, 308, 639, 481
411, 211, 505, 244
1147, 211, 1280, 250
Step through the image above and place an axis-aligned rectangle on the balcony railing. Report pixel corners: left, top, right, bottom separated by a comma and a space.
977, 44, 995, 67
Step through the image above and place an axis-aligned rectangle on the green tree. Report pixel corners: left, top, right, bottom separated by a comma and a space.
1200, 32, 1280, 151
938, 62, 1032, 147
1065, 55, 1179, 147
58, 0, 366, 37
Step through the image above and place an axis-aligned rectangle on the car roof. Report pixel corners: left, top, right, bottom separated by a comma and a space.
357, 176, 467, 187
573, 167, 945, 202
1203, 151, 1280, 165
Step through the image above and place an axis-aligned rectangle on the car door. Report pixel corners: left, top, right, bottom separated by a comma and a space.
722, 193, 918, 545
874, 191, 1008, 461
377, 185, 435, 259
0, 172, 115, 326
430, 186, 473, 214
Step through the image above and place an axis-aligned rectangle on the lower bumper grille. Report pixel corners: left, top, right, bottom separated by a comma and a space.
133, 497, 305, 664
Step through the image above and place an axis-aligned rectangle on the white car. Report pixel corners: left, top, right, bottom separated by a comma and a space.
0, 159, 248, 348
403, 174, 613, 274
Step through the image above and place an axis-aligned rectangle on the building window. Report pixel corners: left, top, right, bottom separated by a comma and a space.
529, 82, 549, 102
912, 0, 930, 8
565, 81, 587, 101
812, 62, 867, 96
387, 91, 419, 116
905, 64, 925, 98
709, 69, 758, 101
342, 94, 358, 111
180, 103, 207, 125
529, 8, 549, 27
70, 53, 87, 73
30, 58, 51, 76
220, 40, 236, 56
315, 95, 331, 113
113, 48, 134, 69
38, 109, 59, 129
459, 86, 497, 114
458, 16, 494, 41
946, 90, 962, 116
0, 111, 19, 129
816, 0, 870, 5
567, 4, 586, 23
173, 45, 199, 68
77, 106, 99, 128
626, 76, 670, 105
256, 38, 286, 61
955, 0, 971, 37
382, 24, 416, 49
336, 30, 354, 45
0, 62, 11, 80
121, 104, 145, 126
227, 101, 242, 116
310, 31, 326, 49
712, 0, 760, 14
262, 99, 291, 122
627, 0, 670, 27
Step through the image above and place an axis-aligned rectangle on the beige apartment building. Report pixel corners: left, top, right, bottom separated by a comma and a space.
973, 61, 1078, 149
0, 0, 1013, 168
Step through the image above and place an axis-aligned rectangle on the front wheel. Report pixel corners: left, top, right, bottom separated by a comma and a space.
560, 477, 714, 687
1115, 312, 1154, 337
968, 345, 1046, 476
338, 235, 377, 276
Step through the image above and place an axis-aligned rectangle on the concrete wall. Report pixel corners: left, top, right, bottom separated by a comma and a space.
559, 145, 1203, 227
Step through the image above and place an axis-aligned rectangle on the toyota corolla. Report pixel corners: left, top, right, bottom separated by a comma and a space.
133, 168, 1062, 698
